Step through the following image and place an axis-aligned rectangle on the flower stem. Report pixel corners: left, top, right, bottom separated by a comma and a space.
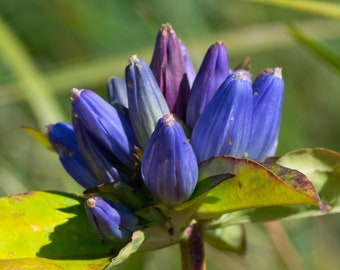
180, 223, 206, 270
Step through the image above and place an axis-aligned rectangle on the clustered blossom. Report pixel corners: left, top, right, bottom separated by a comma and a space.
47, 23, 284, 243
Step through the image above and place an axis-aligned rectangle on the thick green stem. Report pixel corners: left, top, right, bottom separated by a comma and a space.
180, 223, 206, 270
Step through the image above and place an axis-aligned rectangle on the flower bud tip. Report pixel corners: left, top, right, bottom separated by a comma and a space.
273, 67, 282, 79
87, 198, 96, 208
163, 114, 175, 126
71, 88, 81, 100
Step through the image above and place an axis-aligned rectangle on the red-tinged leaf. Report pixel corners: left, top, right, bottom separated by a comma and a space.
194, 156, 325, 220
205, 148, 340, 226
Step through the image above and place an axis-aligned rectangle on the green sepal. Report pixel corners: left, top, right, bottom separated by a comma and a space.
84, 181, 149, 210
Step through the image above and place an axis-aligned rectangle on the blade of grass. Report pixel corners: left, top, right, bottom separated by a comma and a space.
249, 0, 340, 19
289, 23, 340, 73
0, 16, 66, 127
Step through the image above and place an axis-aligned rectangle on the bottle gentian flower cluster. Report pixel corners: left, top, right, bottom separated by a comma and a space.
47, 23, 284, 244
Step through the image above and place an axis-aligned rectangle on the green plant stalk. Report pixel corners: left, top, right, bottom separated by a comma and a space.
0, 16, 65, 127
180, 223, 206, 270
248, 0, 340, 19
289, 23, 340, 73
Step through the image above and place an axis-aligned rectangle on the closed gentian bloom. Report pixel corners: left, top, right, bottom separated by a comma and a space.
150, 23, 191, 121
125, 55, 170, 148
107, 76, 129, 109
72, 115, 130, 184
85, 196, 139, 242
141, 114, 198, 207
186, 41, 230, 130
71, 88, 138, 169
191, 70, 253, 163
179, 40, 196, 88
247, 67, 284, 161
47, 122, 99, 189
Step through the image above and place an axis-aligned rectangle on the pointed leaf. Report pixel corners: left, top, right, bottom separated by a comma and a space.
105, 230, 145, 269
22, 126, 54, 151
105, 226, 183, 269
194, 156, 324, 220
0, 191, 114, 268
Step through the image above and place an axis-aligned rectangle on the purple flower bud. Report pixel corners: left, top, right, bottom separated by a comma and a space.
85, 196, 139, 242
179, 40, 196, 88
125, 55, 170, 148
47, 122, 99, 188
107, 76, 129, 109
141, 114, 198, 207
150, 23, 191, 121
186, 41, 230, 129
247, 68, 284, 161
71, 89, 137, 185
191, 70, 253, 163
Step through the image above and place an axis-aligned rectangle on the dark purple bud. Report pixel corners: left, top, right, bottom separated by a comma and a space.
179, 40, 196, 88
191, 70, 253, 163
125, 55, 170, 149
141, 114, 198, 207
85, 196, 139, 242
186, 41, 230, 129
47, 122, 99, 189
247, 67, 284, 161
150, 23, 191, 121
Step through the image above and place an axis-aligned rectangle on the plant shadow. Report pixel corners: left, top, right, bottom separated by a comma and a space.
36, 191, 118, 260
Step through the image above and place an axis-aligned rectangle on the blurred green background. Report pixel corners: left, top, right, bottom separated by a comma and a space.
1, 0, 340, 269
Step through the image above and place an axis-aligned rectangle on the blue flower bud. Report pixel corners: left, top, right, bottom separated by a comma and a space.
186, 41, 230, 130
141, 114, 198, 207
179, 40, 196, 88
72, 115, 130, 184
71, 88, 138, 169
125, 55, 170, 148
150, 23, 191, 121
107, 76, 129, 109
191, 70, 253, 163
85, 196, 139, 242
47, 122, 99, 189
247, 67, 284, 161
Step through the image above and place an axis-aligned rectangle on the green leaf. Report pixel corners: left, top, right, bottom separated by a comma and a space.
194, 156, 325, 220
249, 0, 340, 19
105, 230, 145, 269
203, 225, 246, 254
0, 191, 114, 269
0, 258, 111, 270
105, 226, 184, 269
288, 24, 340, 73
209, 148, 340, 226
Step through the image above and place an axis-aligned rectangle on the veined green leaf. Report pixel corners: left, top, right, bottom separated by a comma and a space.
206, 148, 340, 226
194, 156, 327, 220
